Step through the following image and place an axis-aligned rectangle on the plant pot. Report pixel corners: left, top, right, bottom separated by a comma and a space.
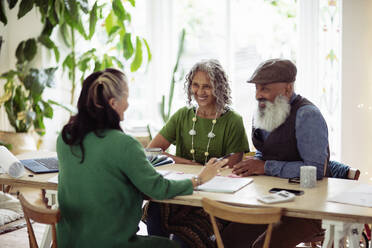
0, 131, 37, 155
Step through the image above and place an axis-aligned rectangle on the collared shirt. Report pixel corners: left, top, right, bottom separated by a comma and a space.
254, 93, 329, 179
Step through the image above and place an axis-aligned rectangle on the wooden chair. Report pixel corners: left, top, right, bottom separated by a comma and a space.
18, 193, 60, 248
202, 197, 282, 248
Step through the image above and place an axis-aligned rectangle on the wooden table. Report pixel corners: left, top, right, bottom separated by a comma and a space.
0, 151, 57, 191
155, 164, 372, 224
1, 161, 371, 247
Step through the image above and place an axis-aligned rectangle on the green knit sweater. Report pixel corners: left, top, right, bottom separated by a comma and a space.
56, 130, 192, 248
160, 107, 250, 164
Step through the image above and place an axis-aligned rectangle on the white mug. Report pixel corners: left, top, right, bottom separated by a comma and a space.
300, 166, 317, 188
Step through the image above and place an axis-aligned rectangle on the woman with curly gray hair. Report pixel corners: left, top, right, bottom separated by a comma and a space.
146, 59, 249, 248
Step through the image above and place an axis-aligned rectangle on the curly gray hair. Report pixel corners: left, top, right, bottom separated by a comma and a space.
185, 59, 232, 113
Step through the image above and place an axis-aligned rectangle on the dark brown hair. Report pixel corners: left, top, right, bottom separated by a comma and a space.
61, 68, 128, 162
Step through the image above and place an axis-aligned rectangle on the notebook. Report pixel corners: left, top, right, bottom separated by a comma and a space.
21, 157, 59, 174
163, 171, 253, 193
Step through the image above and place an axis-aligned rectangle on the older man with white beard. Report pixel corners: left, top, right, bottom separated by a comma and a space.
222, 59, 330, 248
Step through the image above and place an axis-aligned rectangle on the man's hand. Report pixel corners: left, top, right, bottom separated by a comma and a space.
232, 156, 265, 177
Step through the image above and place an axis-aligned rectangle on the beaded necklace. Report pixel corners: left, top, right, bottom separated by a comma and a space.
188, 107, 218, 164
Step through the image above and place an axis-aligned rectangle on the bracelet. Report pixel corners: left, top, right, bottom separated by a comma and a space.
192, 176, 202, 187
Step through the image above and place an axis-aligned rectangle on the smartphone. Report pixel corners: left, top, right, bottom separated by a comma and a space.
288, 177, 301, 184
269, 187, 304, 196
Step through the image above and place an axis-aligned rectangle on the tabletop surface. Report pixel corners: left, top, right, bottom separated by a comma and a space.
1, 153, 371, 223
154, 164, 372, 223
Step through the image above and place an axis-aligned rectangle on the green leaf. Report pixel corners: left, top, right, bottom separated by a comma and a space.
24, 38, 37, 61
122, 33, 133, 59
76, 16, 87, 39
18, 0, 34, 19
108, 25, 120, 37
93, 61, 102, 72
41, 18, 54, 36
7, 0, 18, 9
15, 41, 26, 63
77, 48, 96, 71
0, 70, 18, 80
64, 0, 78, 19
43, 67, 57, 87
143, 38, 151, 62
0, 0, 7, 25
76, 0, 89, 14
38, 35, 54, 49
128, 0, 135, 7
112, 57, 124, 69
88, 1, 98, 39
103, 54, 113, 68
41, 100, 53, 118
24, 67, 57, 97
54, 0, 63, 24
0, 142, 12, 150
34, 0, 48, 20
130, 37, 142, 72
62, 53, 74, 73
59, 23, 71, 47
104, 11, 115, 34
47, 0, 59, 25
53, 46, 60, 62
112, 0, 126, 21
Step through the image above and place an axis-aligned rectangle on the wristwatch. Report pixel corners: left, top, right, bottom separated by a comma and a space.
192, 176, 202, 187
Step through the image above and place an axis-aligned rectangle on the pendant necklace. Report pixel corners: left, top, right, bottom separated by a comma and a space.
188, 107, 218, 164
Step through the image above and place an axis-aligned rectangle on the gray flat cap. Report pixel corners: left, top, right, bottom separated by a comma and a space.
247, 58, 297, 84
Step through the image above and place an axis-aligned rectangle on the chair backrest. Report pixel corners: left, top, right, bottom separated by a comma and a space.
347, 168, 360, 180
18, 193, 60, 248
202, 198, 282, 248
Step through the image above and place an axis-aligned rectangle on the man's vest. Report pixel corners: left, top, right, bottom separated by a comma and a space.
252, 95, 330, 169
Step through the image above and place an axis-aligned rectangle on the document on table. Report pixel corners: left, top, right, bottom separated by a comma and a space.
48, 175, 58, 184
161, 171, 253, 193
328, 184, 372, 207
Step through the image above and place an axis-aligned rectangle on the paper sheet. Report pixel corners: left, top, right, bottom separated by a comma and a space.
163, 172, 253, 193
327, 184, 372, 207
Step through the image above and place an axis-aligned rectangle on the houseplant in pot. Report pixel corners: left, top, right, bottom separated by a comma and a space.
0, 38, 57, 154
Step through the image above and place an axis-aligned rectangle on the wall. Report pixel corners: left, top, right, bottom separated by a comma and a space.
341, 0, 372, 183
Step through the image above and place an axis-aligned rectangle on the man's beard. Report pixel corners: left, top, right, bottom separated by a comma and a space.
253, 95, 291, 132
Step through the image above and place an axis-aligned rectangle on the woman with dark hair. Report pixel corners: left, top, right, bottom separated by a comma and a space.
56, 68, 227, 248
145, 59, 249, 248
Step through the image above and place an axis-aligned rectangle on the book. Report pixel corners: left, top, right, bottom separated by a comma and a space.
163, 172, 253, 193
147, 154, 175, 167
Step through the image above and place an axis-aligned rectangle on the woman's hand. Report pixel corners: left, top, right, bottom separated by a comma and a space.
192, 158, 228, 187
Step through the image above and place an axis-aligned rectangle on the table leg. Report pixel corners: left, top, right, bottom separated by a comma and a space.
346, 223, 364, 248
40, 225, 52, 248
322, 221, 334, 248
322, 220, 363, 248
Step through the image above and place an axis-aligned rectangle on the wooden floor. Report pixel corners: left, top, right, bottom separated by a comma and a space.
0, 186, 149, 247
0, 221, 148, 247
0, 222, 46, 248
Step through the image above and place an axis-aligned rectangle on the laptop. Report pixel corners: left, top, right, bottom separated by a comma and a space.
21, 157, 59, 174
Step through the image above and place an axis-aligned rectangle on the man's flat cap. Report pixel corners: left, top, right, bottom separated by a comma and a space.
247, 58, 297, 84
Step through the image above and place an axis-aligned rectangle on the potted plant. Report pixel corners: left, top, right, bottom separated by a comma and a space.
0, 0, 151, 153
0, 38, 58, 154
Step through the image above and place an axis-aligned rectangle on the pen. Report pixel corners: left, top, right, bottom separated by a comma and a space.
216, 153, 234, 167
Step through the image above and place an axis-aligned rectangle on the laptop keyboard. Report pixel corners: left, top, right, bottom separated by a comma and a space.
34, 157, 59, 170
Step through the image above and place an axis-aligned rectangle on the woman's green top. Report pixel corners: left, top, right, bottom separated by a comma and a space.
160, 107, 249, 164
56, 130, 192, 248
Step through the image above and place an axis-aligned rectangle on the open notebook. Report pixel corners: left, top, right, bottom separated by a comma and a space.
159, 171, 253, 193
